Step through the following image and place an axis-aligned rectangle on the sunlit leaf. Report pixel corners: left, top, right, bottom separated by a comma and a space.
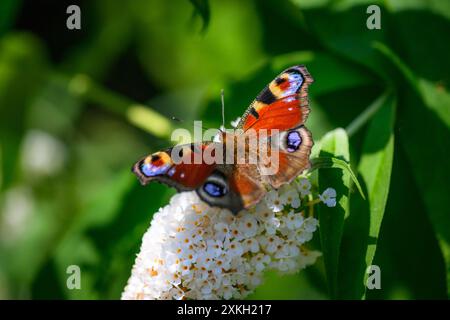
366, 145, 447, 299
316, 128, 350, 298
310, 156, 364, 200
338, 94, 395, 299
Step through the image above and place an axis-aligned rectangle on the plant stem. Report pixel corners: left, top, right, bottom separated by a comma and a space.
308, 195, 317, 217
63, 73, 175, 139
345, 91, 390, 138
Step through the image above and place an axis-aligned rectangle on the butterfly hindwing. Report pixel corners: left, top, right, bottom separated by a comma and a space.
229, 163, 266, 210
236, 65, 314, 190
258, 126, 313, 189
195, 169, 245, 214
133, 142, 263, 214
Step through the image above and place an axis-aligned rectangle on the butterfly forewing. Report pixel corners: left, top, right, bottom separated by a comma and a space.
132, 142, 216, 191
238, 65, 313, 133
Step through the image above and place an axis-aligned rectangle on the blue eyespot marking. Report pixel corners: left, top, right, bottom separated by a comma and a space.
203, 182, 227, 197
286, 131, 302, 153
141, 162, 170, 177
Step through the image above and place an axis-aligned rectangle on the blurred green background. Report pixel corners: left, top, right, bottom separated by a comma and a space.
0, 0, 449, 300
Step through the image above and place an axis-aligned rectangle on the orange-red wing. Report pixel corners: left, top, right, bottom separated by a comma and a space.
229, 164, 266, 209
132, 143, 216, 191
259, 126, 313, 189
239, 65, 313, 133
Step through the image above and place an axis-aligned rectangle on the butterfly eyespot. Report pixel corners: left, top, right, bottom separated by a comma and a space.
141, 163, 154, 177
286, 131, 302, 152
151, 154, 161, 162
140, 162, 171, 177
203, 182, 228, 197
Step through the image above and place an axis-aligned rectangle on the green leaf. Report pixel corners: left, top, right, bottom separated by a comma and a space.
316, 128, 351, 298
44, 169, 174, 299
401, 90, 450, 298
387, 2, 450, 83
247, 270, 327, 300
0, 0, 21, 35
387, 0, 450, 21
272, 51, 375, 96
135, 0, 265, 89
338, 94, 396, 299
85, 178, 174, 299
298, 4, 389, 75
189, 0, 210, 31
345, 91, 390, 138
202, 50, 375, 137
366, 145, 447, 299
375, 43, 450, 297
0, 33, 48, 190
310, 156, 364, 200
62, 1, 134, 79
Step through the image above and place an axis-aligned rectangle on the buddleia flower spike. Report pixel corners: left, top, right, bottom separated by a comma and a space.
122, 175, 336, 300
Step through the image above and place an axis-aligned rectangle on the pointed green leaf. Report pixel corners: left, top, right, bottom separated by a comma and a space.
310, 157, 364, 200
375, 43, 450, 297
338, 94, 396, 299
316, 128, 351, 298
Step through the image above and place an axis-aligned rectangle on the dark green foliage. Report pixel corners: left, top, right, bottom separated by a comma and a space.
0, 0, 448, 299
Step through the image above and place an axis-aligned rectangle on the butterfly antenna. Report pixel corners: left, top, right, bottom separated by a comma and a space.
221, 89, 226, 131
171, 116, 183, 123
171, 116, 210, 131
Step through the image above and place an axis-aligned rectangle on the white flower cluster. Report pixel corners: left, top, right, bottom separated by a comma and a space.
122, 177, 335, 300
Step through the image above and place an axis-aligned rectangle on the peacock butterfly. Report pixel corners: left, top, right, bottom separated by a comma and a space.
132, 65, 314, 214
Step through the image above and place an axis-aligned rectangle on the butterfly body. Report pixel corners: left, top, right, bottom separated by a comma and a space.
133, 65, 314, 214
